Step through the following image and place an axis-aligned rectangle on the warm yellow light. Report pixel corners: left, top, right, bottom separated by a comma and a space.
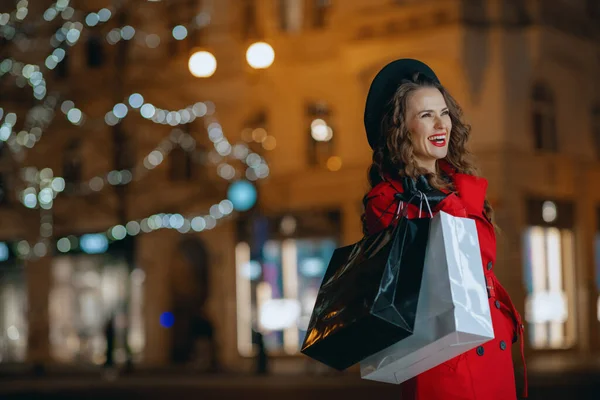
246, 42, 275, 69
326, 156, 342, 171
311, 119, 333, 142
241, 128, 253, 142
262, 136, 277, 151
252, 128, 267, 143
188, 50, 217, 78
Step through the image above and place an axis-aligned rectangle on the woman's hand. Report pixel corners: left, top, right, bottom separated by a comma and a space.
395, 175, 448, 209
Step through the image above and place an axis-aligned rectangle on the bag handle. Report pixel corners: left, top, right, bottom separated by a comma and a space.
392, 191, 433, 220
372, 191, 433, 226
416, 191, 433, 218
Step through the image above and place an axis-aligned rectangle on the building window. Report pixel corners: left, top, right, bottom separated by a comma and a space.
235, 211, 340, 355
532, 82, 558, 152
0, 243, 27, 363
308, 0, 332, 28
186, 0, 203, 50
522, 199, 576, 349
279, 0, 303, 33
86, 35, 104, 68
242, 0, 258, 39
167, 0, 202, 55
241, 110, 276, 158
49, 236, 144, 364
306, 102, 338, 170
63, 139, 82, 188
592, 105, 600, 159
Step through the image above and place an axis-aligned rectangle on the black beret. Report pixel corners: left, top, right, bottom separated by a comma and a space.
363, 59, 440, 150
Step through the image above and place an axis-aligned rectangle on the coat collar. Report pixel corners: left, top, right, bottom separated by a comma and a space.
440, 159, 488, 215
382, 159, 488, 215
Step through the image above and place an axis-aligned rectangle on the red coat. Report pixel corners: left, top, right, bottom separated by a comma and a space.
364, 161, 526, 400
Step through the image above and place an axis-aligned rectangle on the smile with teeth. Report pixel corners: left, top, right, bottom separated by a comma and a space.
427, 134, 447, 147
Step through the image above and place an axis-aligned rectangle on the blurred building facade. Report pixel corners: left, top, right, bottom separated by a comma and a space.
1, 0, 600, 375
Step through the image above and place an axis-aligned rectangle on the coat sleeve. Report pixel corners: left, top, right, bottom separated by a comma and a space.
364, 189, 399, 235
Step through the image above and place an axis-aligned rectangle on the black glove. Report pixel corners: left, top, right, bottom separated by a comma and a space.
394, 175, 448, 210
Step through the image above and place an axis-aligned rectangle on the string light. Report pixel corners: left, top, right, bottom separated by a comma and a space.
0, 3, 273, 261
0, 1, 30, 39
11, 196, 239, 260
9, 92, 272, 206
0, 59, 48, 100
99, 9, 210, 49
11, 102, 271, 258
3, 4, 209, 52
0, 93, 61, 158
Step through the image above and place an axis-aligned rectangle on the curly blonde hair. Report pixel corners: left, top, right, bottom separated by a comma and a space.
362, 73, 494, 232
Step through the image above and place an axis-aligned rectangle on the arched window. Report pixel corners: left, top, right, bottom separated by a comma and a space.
531, 82, 558, 152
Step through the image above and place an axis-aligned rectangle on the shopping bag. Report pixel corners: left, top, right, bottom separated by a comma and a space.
301, 202, 431, 371
360, 211, 494, 384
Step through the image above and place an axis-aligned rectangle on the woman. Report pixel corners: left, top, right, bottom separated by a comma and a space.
362, 59, 526, 400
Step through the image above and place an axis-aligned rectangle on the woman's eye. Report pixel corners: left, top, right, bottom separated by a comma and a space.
442, 110, 450, 116
421, 113, 431, 118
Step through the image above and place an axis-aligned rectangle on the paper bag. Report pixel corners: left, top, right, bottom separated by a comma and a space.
301, 214, 431, 371
360, 211, 494, 384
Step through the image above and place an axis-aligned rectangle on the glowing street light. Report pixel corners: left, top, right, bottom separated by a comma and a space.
246, 41, 275, 70
188, 50, 217, 78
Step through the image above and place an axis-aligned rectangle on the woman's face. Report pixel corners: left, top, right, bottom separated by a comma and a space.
405, 87, 452, 173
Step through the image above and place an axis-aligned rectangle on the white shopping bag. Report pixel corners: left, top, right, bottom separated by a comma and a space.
360, 211, 494, 384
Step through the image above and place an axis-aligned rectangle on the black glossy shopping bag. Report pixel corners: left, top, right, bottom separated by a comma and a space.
301, 216, 430, 371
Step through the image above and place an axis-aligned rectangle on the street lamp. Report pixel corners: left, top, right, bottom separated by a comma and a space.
188, 50, 217, 78
246, 41, 275, 70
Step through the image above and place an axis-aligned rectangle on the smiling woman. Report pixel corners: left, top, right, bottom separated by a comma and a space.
360, 59, 525, 400
404, 87, 452, 172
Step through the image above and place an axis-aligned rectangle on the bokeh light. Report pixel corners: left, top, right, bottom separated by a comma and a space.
188, 50, 217, 78
160, 312, 175, 328
246, 42, 275, 69
227, 180, 257, 212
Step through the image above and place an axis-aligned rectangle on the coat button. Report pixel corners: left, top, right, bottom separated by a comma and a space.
499, 340, 507, 351
486, 261, 493, 271
476, 346, 484, 356
495, 300, 501, 309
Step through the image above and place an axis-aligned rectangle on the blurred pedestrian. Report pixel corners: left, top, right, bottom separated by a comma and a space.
103, 314, 115, 368
252, 330, 268, 375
